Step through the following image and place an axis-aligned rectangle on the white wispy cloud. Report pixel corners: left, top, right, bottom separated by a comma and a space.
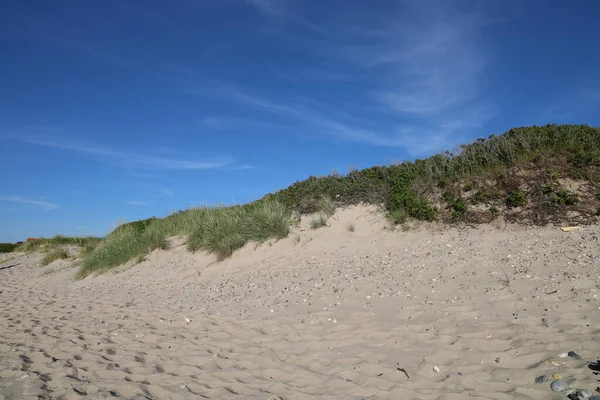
126, 171, 167, 180
127, 201, 151, 206
242, 1, 500, 153
160, 188, 174, 197
201, 116, 291, 131
230, 164, 256, 170
191, 84, 476, 154
245, 0, 280, 16
11, 134, 231, 170
0, 195, 59, 210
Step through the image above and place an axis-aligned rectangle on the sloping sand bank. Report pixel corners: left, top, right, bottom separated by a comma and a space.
1, 207, 600, 399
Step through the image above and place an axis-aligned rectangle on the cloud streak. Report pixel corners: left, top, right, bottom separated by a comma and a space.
242, 1, 500, 153
192, 84, 480, 154
0, 195, 59, 210
12, 134, 231, 170
127, 201, 151, 206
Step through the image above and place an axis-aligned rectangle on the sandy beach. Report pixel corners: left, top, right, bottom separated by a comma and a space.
1, 206, 599, 399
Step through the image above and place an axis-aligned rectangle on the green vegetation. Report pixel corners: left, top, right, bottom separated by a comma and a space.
506, 190, 527, 208
310, 215, 328, 230
77, 218, 169, 278
270, 124, 600, 218
62, 124, 600, 275
78, 200, 297, 277
317, 194, 336, 218
41, 248, 69, 266
16, 235, 102, 253
542, 184, 554, 194
0, 243, 20, 253
553, 190, 579, 206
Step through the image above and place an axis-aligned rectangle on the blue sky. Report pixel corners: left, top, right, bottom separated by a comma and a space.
1, 0, 599, 241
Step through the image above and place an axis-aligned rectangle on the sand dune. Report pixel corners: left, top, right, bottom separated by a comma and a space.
1, 206, 600, 399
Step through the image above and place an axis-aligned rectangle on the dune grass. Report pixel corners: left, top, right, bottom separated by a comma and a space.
185, 200, 297, 260
77, 200, 297, 277
77, 219, 168, 278
41, 248, 69, 266
310, 215, 328, 230
17, 235, 103, 253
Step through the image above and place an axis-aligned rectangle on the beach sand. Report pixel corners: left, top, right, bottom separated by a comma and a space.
1, 206, 599, 399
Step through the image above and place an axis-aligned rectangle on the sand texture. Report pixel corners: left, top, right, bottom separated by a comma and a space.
1, 206, 600, 399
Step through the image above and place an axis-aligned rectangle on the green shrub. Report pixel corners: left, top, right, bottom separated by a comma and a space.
553, 190, 579, 206
41, 248, 69, 266
442, 190, 454, 204
387, 189, 435, 221
490, 206, 499, 214
463, 183, 474, 192
596, 192, 600, 201
542, 184, 554, 194
472, 189, 487, 204
452, 197, 468, 214
546, 169, 559, 181
506, 191, 527, 208
0, 243, 19, 253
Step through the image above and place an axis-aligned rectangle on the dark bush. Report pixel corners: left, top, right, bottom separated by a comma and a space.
506, 191, 527, 208
0, 243, 19, 253
553, 190, 579, 205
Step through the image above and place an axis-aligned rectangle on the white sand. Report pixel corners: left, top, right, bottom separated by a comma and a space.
1, 205, 599, 399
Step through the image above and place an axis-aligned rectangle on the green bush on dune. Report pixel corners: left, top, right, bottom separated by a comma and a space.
74, 124, 600, 276
270, 124, 600, 220
0, 243, 20, 253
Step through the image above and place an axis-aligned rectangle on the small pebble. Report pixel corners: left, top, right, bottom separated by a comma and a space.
577, 390, 592, 399
535, 375, 548, 384
550, 380, 565, 392
568, 351, 583, 360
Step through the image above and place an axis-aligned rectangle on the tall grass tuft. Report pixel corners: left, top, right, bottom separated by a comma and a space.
77, 220, 167, 278
78, 200, 296, 275
310, 215, 328, 230
187, 200, 296, 260
317, 194, 336, 218
41, 248, 69, 266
